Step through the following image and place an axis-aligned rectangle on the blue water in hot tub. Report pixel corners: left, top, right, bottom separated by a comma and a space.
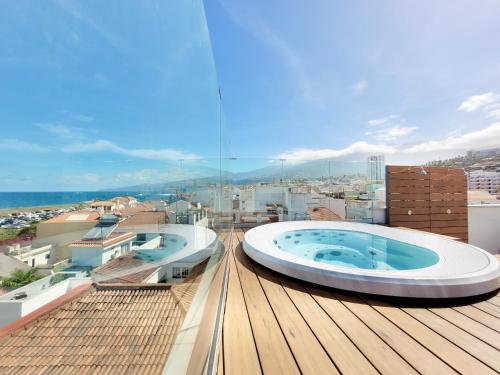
274, 229, 439, 270
135, 234, 187, 262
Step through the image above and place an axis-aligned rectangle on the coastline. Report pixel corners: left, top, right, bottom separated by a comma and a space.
0, 203, 80, 216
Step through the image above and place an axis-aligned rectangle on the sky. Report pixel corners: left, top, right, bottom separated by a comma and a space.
206, 0, 500, 163
1, 0, 500, 191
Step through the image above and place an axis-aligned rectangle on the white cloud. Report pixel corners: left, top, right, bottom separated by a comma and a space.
273, 141, 397, 161
404, 122, 500, 153
273, 123, 500, 162
487, 109, 500, 120
367, 114, 398, 126
366, 126, 418, 142
62, 139, 199, 161
0, 139, 49, 152
34, 122, 84, 139
458, 92, 499, 112
352, 80, 368, 94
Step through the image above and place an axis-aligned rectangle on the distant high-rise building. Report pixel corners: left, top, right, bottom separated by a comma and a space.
367, 155, 385, 183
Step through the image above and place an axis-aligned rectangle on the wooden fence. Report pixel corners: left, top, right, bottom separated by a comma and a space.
386, 166, 468, 242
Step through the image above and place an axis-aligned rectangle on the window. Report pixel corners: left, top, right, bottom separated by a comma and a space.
137, 233, 147, 242
172, 266, 189, 279
45, 254, 50, 260
32, 259, 35, 267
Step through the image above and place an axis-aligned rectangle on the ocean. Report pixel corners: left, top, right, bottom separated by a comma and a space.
0, 192, 175, 209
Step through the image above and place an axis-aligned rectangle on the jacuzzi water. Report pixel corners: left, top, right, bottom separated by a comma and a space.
135, 234, 188, 262
274, 229, 439, 270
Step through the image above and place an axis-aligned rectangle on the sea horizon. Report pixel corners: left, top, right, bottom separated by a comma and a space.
0, 191, 174, 210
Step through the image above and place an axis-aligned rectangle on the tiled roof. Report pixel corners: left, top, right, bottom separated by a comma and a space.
94, 253, 159, 284
90, 201, 116, 207
69, 231, 135, 248
117, 203, 155, 216
0, 284, 184, 375
171, 259, 208, 312
308, 207, 342, 221
118, 211, 167, 227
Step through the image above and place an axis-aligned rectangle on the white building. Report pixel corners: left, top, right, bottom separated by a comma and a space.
70, 225, 136, 267
239, 185, 285, 212
367, 155, 385, 183
111, 196, 138, 209
8, 244, 52, 268
191, 185, 233, 213
468, 170, 500, 194
238, 184, 317, 221
0, 274, 90, 327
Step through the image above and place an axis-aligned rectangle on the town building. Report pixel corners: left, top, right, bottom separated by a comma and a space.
36, 210, 100, 261
7, 244, 52, 267
468, 169, 500, 194
89, 200, 118, 213
69, 218, 135, 267
367, 155, 385, 183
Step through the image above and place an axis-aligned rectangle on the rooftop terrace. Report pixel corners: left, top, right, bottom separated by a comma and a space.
218, 229, 500, 375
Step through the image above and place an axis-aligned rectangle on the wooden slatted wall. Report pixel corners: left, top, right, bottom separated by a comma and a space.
386, 166, 468, 242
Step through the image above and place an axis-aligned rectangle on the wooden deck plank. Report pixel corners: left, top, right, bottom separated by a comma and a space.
222, 232, 262, 375
429, 307, 500, 349
336, 294, 455, 375
232, 231, 300, 375
280, 279, 381, 375
473, 301, 500, 318
401, 307, 500, 373
223, 230, 500, 375
371, 302, 498, 374
254, 264, 340, 375
488, 296, 500, 307
309, 288, 418, 374
452, 305, 500, 332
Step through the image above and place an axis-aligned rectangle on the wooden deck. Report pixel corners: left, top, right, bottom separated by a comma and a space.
217, 229, 500, 375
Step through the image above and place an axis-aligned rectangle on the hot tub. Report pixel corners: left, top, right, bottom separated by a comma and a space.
243, 221, 500, 298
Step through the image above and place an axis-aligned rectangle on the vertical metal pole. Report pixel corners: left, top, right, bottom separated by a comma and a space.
218, 88, 223, 219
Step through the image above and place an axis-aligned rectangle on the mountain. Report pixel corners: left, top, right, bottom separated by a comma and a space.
106, 158, 367, 192
427, 148, 500, 170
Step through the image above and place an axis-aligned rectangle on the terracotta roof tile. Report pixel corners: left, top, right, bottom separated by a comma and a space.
308, 207, 342, 221
0, 284, 184, 375
118, 211, 167, 227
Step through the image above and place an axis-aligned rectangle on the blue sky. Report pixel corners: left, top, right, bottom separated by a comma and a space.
206, 0, 500, 163
1, 0, 500, 190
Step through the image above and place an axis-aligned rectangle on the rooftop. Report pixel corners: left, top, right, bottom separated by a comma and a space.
90, 201, 116, 207
118, 211, 167, 227
69, 231, 136, 248
218, 229, 500, 375
93, 252, 159, 284
307, 207, 342, 221
0, 283, 184, 375
41, 210, 100, 224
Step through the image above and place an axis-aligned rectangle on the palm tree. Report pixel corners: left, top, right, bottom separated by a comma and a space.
1, 268, 43, 288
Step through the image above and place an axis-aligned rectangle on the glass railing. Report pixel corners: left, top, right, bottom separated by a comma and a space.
0, 0, 390, 372
221, 157, 385, 224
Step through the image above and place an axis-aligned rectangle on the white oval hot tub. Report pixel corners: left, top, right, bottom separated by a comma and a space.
243, 221, 500, 298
